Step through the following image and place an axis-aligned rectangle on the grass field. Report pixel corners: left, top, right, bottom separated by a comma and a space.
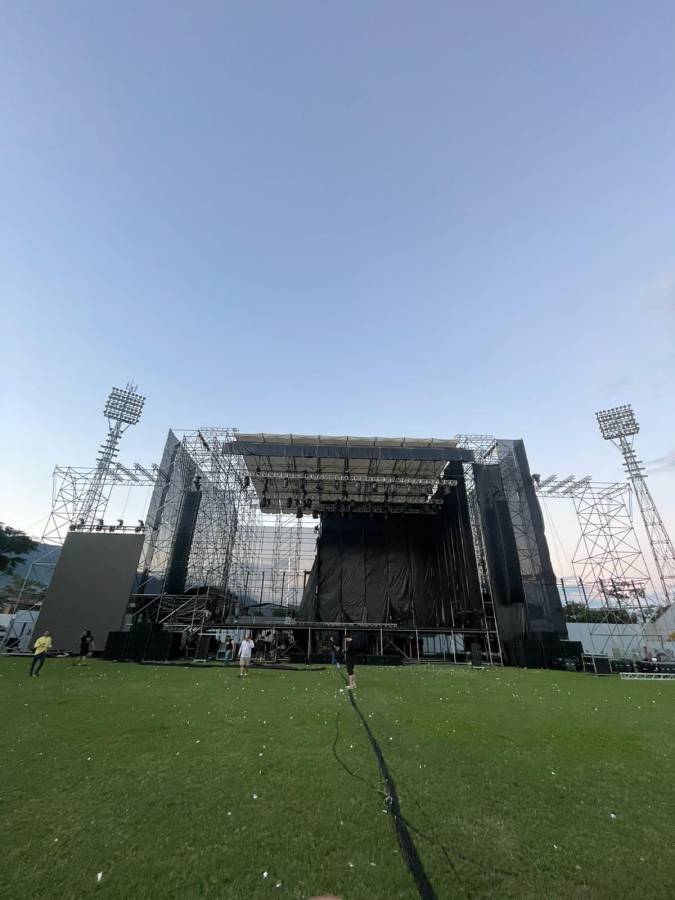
1, 658, 674, 899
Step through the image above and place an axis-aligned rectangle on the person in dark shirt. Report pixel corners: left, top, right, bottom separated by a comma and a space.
224, 637, 234, 662
74, 630, 94, 666
344, 634, 356, 690
328, 636, 341, 669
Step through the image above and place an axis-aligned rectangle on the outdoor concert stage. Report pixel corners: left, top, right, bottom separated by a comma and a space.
36, 431, 568, 667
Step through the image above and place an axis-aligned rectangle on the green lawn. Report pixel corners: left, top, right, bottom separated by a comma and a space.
1, 658, 673, 899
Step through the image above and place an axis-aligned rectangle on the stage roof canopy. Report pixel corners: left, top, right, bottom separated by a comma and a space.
224, 433, 473, 514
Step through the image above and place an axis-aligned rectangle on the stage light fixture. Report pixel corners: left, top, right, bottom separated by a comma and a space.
193, 475, 202, 491
117, 519, 124, 529
78, 518, 85, 528
255, 466, 261, 475
69, 523, 77, 531
304, 497, 312, 509
296, 507, 303, 519
96, 519, 104, 531
108, 525, 115, 532
286, 497, 293, 509
595, 404, 640, 440
312, 510, 319, 520
103, 385, 145, 426
243, 475, 250, 489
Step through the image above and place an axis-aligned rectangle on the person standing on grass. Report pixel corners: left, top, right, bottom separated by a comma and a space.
238, 633, 255, 677
344, 633, 356, 690
329, 635, 341, 669
73, 630, 94, 666
224, 636, 234, 662
30, 630, 52, 678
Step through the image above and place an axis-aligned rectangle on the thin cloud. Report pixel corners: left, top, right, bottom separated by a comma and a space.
646, 449, 675, 474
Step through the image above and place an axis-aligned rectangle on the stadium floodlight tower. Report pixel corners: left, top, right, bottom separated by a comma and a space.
78, 383, 146, 527
596, 404, 675, 608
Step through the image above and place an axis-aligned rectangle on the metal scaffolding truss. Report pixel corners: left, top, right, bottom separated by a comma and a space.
595, 405, 675, 612
129, 428, 317, 633
535, 475, 661, 655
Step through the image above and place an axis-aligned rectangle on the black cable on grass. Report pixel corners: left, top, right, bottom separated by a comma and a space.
332, 713, 385, 798
385, 759, 521, 882
335, 672, 440, 900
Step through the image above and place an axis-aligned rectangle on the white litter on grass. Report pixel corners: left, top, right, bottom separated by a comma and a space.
252, 793, 258, 800
610, 812, 617, 820
276, 882, 282, 888
227, 811, 232, 816
262, 871, 268, 879
348, 862, 354, 868
96, 872, 103, 883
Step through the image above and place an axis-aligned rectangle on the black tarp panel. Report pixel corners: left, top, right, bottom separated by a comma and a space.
474, 445, 567, 663
298, 473, 481, 626
511, 441, 567, 636
165, 490, 202, 595
474, 464, 525, 608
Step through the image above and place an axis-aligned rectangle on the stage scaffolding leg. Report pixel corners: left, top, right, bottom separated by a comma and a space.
415, 629, 420, 663
379, 628, 383, 657
307, 626, 311, 663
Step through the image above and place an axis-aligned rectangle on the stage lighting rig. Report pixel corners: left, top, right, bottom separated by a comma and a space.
596, 403, 675, 606
596, 405, 639, 441
78, 382, 146, 527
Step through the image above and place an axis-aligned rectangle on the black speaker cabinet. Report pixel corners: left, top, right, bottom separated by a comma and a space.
103, 630, 128, 660
126, 621, 155, 661
148, 630, 182, 661
195, 634, 216, 659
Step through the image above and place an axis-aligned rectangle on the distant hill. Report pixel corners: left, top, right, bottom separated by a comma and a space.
0, 542, 61, 589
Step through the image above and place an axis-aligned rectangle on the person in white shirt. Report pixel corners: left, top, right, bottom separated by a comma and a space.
238, 633, 255, 677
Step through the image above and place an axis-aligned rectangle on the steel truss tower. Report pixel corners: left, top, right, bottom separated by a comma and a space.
596, 405, 675, 609
535, 476, 658, 654
78, 384, 145, 527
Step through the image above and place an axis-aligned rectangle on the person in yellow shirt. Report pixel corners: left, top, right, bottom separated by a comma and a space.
30, 631, 52, 677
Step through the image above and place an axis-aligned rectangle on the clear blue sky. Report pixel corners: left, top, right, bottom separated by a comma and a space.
2, 1, 674, 569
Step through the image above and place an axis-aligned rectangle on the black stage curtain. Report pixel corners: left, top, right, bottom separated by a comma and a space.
298, 474, 481, 627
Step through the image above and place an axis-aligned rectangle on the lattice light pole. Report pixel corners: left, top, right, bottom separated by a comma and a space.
596, 404, 675, 608
78, 383, 146, 526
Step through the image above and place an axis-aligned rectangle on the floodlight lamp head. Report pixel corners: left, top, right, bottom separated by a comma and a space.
595, 404, 639, 440
103, 384, 145, 426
